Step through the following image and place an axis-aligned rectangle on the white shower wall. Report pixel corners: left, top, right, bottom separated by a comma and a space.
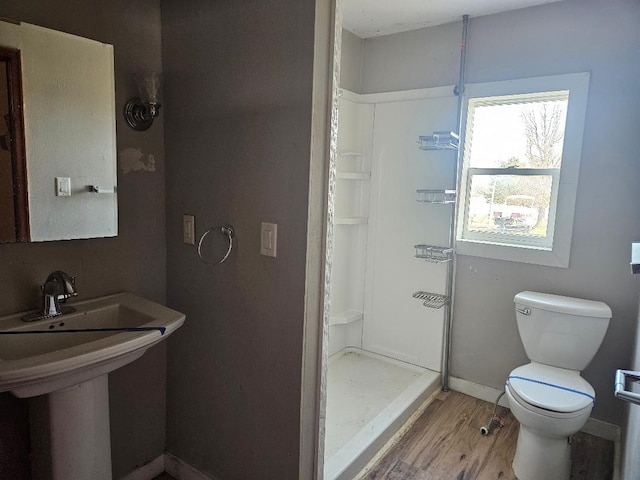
364, 90, 457, 371
330, 87, 458, 371
329, 93, 374, 356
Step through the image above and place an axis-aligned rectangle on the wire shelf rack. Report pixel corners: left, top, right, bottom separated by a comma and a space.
418, 131, 459, 151
416, 189, 456, 204
413, 291, 450, 309
414, 245, 455, 263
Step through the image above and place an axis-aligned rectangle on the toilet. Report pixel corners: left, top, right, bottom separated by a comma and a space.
505, 291, 611, 480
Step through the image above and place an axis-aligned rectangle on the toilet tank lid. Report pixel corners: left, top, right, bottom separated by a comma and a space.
514, 291, 612, 319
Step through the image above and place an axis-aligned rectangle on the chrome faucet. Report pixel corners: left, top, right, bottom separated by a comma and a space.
43, 271, 78, 317
22, 271, 78, 322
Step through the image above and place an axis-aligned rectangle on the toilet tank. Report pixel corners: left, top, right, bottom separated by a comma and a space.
514, 291, 611, 371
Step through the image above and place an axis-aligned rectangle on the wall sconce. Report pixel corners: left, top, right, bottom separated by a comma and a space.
124, 73, 161, 131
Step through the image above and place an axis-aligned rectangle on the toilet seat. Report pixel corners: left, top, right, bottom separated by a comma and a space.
507, 382, 592, 420
507, 363, 594, 414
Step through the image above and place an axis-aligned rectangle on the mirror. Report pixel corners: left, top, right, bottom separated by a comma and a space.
0, 20, 117, 242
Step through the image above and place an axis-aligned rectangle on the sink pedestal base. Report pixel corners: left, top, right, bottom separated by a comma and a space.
29, 375, 112, 480
0, 293, 186, 478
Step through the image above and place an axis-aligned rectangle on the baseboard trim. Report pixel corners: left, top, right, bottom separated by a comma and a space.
118, 455, 165, 480
582, 416, 620, 442
165, 452, 218, 480
582, 417, 622, 480
117, 453, 218, 480
449, 376, 509, 408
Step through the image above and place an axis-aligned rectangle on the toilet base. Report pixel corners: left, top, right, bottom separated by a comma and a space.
512, 425, 570, 480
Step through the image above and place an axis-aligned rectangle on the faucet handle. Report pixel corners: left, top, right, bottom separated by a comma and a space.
44, 271, 78, 301
51, 271, 75, 291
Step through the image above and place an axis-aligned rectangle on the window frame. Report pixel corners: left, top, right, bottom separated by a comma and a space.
455, 73, 590, 268
462, 167, 560, 248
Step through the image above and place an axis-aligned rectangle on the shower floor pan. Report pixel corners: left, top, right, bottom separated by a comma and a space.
324, 348, 440, 480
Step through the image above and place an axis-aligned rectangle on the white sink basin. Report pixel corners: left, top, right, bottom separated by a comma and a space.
0, 292, 185, 398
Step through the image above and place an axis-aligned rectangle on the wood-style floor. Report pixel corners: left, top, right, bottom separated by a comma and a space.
361, 391, 614, 480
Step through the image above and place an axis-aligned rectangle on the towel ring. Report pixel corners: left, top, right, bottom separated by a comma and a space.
197, 225, 235, 265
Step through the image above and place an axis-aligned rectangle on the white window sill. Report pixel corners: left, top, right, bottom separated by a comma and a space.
455, 238, 569, 268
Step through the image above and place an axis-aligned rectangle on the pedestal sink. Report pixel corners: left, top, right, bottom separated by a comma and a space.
0, 293, 186, 480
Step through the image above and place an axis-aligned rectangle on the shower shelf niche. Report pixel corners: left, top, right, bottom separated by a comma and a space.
330, 98, 373, 359
416, 189, 456, 204
338, 152, 366, 172
329, 310, 363, 326
335, 216, 368, 225
337, 172, 370, 180
412, 291, 450, 309
414, 245, 454, 263
335, 150, 370, 227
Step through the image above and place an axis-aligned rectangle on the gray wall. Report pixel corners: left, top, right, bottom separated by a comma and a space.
356, 0, 640, 425
162, 0, 320, 478
0, 2, 167, 478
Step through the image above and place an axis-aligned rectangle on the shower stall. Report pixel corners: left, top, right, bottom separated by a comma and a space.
323, 87, 460, 480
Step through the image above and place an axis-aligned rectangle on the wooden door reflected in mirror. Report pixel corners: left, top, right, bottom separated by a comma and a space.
0, 21, 117, 242
0, 45, 28, 243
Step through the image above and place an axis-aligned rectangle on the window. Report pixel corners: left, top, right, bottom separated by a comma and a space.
456, 73, 590, 267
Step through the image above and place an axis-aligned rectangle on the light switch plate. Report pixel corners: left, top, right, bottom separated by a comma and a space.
632, 243, 640, 274
183, 214, 195, 245
55, 177, 71, 196
260, 222, 277, 257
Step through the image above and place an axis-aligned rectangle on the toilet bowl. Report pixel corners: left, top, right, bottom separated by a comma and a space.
506, 363, 594, 480
506, 291, 611, 480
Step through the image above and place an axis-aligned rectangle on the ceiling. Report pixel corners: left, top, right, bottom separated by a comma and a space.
342, 0, 563, 38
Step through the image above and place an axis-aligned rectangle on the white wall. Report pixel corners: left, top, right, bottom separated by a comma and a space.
356, 0, 640, 425
339, 30, 363, 93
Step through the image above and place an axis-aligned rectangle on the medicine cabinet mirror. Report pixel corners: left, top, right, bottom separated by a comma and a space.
0, 20, 117, 243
